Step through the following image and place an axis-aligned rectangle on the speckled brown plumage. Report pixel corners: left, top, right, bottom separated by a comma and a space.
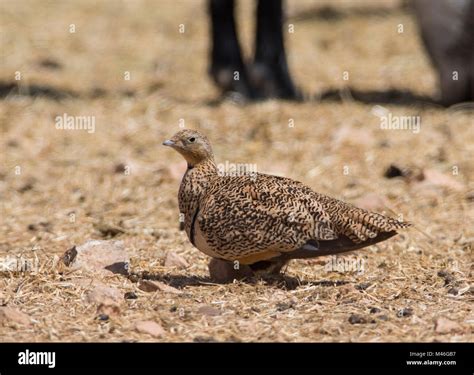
163, 129, 410, 269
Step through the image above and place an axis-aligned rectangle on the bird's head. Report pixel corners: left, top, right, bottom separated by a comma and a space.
162, 129, 214, 167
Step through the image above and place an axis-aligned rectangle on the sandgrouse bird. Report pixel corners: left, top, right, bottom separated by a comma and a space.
163, 129, 410, 280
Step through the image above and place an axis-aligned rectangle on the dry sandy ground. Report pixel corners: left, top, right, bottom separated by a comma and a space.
0, 0, 472, 342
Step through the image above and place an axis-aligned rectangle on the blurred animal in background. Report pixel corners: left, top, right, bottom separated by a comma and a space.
208, 0, 473, 106
413, 0, 474, 106
208, 0, 300, 100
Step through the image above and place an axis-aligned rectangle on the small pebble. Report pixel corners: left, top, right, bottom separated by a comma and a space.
276, 302, 294, 311
447, 287, 458, 296
348, 314, 367, 324
124, 292, 137, 300
437, 270, 455, 285
97, 314, 109, 321
397, 308, 413, 318
355, 282, 371, 291
369, 307, 381, 314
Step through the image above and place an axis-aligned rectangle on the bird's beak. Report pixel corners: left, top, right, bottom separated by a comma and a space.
162, 139, 175, 147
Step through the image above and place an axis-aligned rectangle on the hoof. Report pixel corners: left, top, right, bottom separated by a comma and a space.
249, 62, 302, 101
209, 66, 255, 100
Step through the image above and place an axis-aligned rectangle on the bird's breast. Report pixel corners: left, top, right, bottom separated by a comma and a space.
193, 217, 222, 259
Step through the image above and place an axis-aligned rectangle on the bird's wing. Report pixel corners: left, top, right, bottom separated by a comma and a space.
197, 173, 410, 262
196, 173, 339, 260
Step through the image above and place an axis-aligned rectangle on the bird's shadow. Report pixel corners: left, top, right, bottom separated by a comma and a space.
129, 271, 349, 291
130, 271, 209, 288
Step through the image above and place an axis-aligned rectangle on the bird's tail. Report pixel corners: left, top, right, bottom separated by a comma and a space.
282, 230, 398, 259
282, 206, 411, 260
341, 207, 411, 243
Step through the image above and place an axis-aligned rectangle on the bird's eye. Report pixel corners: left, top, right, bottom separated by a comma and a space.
188, 137, 196, 143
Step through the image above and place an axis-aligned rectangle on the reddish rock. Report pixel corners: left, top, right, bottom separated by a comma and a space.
332, 125, 375, 148
198, 305, 221, 317
434, 317, 463, 334
164, 252, 189, 269
0, 306, 32, 326
97, 302, 120, 317
62, 240, 130, 275
208, 258, 254, 283
353, 193, 387, 212
417, 169, 464, 192
135, 320, 165, 338
86, 284, 123, 305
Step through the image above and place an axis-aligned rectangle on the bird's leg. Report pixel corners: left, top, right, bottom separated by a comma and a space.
249, 259, 288, 276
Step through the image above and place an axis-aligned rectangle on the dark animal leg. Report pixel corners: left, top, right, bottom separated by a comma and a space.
250, 0, 301, 100
413, 0, 474, 106
208, 0, 254, 98
438, 60, 472, 106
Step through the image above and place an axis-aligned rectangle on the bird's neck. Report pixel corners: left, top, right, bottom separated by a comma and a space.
180, 158, 217, 201
187, 157, 217, 176
178, 157, 217, 239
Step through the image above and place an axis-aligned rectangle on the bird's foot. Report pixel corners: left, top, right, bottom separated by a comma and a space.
208, 258, 299, 287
